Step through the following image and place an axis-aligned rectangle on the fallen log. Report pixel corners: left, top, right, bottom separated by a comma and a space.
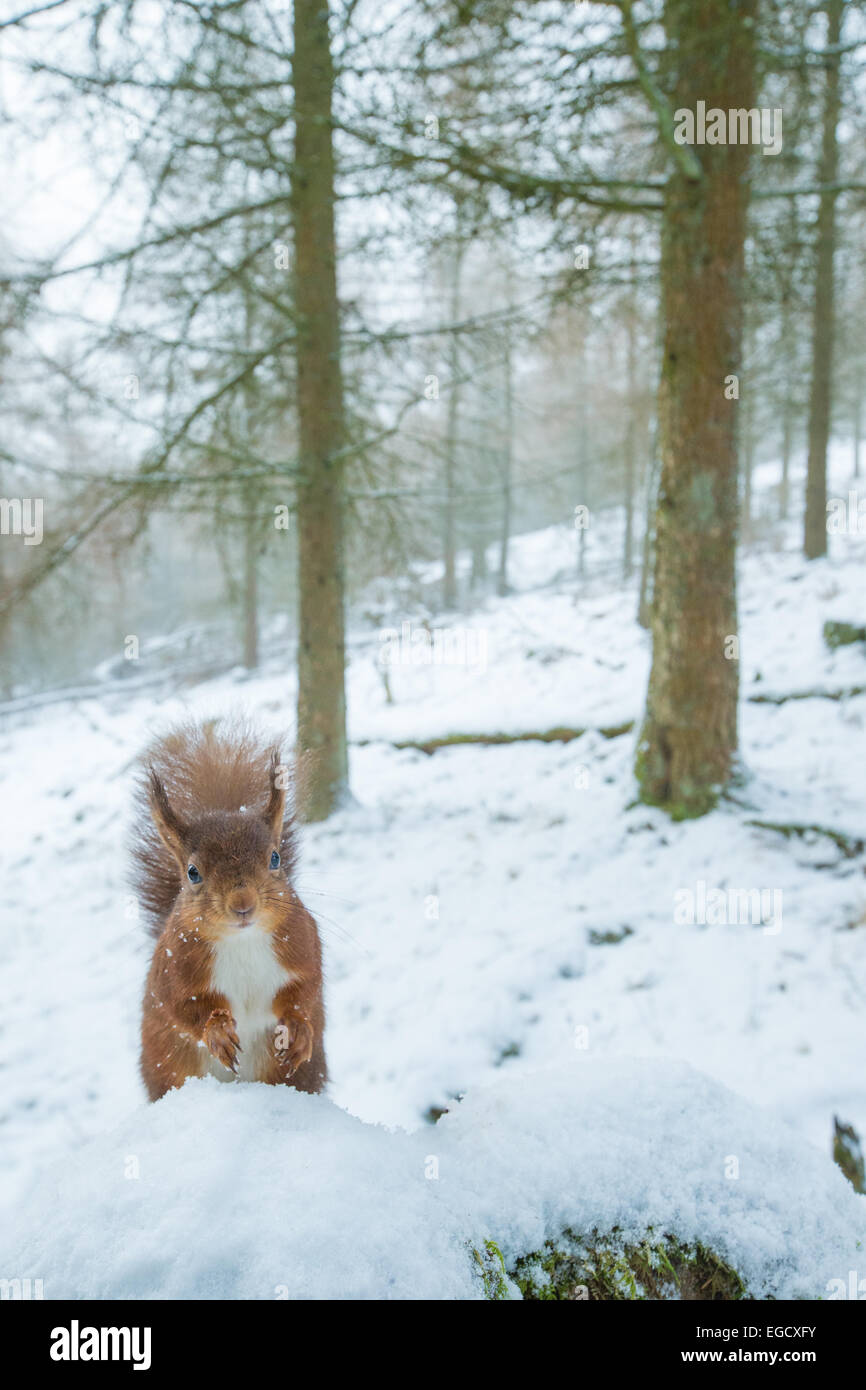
748, 684, 866, 705
353, 721, 635, 755
745, 818, 865, 858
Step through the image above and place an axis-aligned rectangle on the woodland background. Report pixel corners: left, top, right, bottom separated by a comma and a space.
0, 0, 863, 821
1, 0, 866, 1301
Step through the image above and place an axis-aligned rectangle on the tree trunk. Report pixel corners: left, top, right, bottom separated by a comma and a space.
741, 374, 754, 540
240, 252, 260, 673
637, 300, 664, 628
0, 547, 11, 697
636, 440, 658, 630
780, 396, 792, 520
470, 534, 487, 590
623, 291, 638, 578
804, 0, 843, 560
636, 0, 755, 819
242, 502, 259, 670
442, 219, 464, 610
497, 316, 513, 597
292, 0, 348, 819
575, 325, 589, 579
853, 363, 862, 479
778, 283, 793, 520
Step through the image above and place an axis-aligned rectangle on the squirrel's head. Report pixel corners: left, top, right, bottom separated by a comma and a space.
146, 750, 291, 937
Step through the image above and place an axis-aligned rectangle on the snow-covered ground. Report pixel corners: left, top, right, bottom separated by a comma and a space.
1, 448, 865, 1296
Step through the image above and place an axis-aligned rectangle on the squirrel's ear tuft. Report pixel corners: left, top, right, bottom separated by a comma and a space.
265, 748, 287, 843
147, 769, 189, 868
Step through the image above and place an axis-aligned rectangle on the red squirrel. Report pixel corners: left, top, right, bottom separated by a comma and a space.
133, 719, 326, 1102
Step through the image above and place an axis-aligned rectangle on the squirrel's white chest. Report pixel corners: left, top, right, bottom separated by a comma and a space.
208, 928, 291, 1082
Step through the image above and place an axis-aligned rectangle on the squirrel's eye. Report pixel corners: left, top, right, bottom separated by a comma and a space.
270, 850, 281, 870
187, 865, 202, 884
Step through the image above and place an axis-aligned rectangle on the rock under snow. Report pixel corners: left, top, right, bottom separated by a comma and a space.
3, 1057, 864, 1300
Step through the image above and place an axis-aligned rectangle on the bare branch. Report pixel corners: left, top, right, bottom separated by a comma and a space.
615, 0, 703, 182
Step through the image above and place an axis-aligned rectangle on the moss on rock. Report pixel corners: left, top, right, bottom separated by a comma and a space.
506, 1228, 746, 1301
472, 1240, 515, 1300
823, 620, 866, 651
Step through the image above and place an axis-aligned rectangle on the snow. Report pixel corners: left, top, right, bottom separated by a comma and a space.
3, 1059, 864, 1300
1, 444, 865, 1296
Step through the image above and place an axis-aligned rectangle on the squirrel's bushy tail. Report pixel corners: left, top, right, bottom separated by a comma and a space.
130, 717, 299, 937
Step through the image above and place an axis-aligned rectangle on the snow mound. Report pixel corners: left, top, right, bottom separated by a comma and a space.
3, 1058, 863, 1300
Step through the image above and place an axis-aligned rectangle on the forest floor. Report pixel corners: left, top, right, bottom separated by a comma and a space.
1, 448, 865, 1216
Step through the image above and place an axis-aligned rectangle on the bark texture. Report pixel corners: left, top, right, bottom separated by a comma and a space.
292, 0, 349, 819
636, 0, 755, 818
804, 0, 843, 560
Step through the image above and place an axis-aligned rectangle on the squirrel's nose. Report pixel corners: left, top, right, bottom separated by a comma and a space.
228, 889, 257, 920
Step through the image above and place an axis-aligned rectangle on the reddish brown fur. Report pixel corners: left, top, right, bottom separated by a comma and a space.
133, 719, 326, 1101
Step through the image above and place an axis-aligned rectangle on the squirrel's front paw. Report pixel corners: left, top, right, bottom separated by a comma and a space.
274, 1015, 313, 1074
203, 1008, 241, 1074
